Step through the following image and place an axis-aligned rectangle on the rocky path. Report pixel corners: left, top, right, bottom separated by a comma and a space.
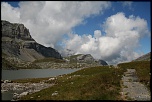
121, 69, 151, 101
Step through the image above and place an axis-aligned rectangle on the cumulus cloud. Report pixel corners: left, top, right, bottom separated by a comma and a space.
1, 2, 149, 65
94, 30, 102, 38
1, 2, 20, 22
64, 12, 149, 64
122, 1, 133, 10
1, 1, 111, 48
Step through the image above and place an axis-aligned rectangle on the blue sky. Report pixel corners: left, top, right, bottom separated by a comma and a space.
73, 1, 151, 53
1, 1, 151, 64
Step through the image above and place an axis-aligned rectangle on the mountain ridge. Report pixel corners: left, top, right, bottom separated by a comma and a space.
2, 20, 62, 61
2, 20, 62, 69
64, 54, 108, 66
133, 52, 151, 61
1, 20, 108, 69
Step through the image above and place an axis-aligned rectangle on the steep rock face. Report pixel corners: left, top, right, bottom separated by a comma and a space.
77, 54, 95, 63
2, 20, 62, 62
2, 20, 33, 41
66, 54, 108, 65
24, 42, 62, 59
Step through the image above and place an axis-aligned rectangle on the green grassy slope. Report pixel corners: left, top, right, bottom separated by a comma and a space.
118, 61, 150, 89
19, 66, 125, 100
15, 61, 150, 100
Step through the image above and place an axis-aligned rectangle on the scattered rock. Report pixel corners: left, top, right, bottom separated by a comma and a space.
1, 90, 8, 93
4, 80, 12, 83
20, 92, 28, 96
1, 82, 54, 101
52, 91, 58, 96
30, 97, 34, 99
49, 77, 55, 81
121, 69, 151, 101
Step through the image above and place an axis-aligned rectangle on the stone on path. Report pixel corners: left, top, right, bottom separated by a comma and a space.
121, 69, 151, 101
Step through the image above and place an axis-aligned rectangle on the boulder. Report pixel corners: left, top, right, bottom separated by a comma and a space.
4, 80, 12, 83
20, 91, 29, 96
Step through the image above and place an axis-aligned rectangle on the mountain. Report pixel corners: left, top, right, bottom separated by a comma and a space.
64, 54, 108, 66
2, 20, 62, 69
98, 59, 108, 66
133, 52, 151, 61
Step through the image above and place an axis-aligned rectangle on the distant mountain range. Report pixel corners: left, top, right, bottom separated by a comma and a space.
133, 52, 151, 61
64, 54, 108, 66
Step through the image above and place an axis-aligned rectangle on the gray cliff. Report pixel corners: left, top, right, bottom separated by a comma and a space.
2, 20, 62, 69
65, 54, 108, 66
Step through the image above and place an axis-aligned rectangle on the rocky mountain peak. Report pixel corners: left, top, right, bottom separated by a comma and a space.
133, 52, 151, 61
77, 54, 95, 63
65, 54, 108, 65
2, 20, 62, 63
2, 20, 34, 41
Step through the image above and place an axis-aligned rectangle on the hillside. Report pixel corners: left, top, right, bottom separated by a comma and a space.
2, 20, 62, 69
64, 54, 108, 66
1, 20, 107, 69
17, 65, 124, 100
133, 52, 151, 61
1, 20, 107, 70
14, 60, 150, 100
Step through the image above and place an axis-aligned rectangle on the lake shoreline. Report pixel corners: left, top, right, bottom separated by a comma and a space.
1, 80, 55, 101
2, 68, 81, 80
1, 68, 81, 100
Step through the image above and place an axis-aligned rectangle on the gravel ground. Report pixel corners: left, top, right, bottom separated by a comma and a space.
121, 69, 151, 101
1, 81, 54, 100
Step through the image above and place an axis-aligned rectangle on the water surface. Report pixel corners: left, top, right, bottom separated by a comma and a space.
1, 68, 80, 100
2, 68, 80, 80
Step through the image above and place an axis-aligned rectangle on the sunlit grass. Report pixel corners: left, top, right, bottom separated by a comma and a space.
33, 57, 65, 63
118, 61, 150, 89
19, 66, 124, 100
15, 61, 150, 100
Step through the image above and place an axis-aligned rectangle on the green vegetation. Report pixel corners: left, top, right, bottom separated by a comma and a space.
64, 54, 98, 65
118, 61, 150, 89
64, 54, 83, 60
10, 60, 150, 100
16, 63, 41, 69
12, 77, 50, 83
2, 58, 15, 70
19, 66, 125, 100
2, 52, 8, 57
2, 56, 41, 70
2, 57, 66, 70
33, 57, 66, 63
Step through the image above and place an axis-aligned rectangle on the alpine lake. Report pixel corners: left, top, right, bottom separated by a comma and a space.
1, 68, 81, 100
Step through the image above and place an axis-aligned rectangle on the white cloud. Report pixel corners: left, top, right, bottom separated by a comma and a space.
64, 12, 149, 64
122, 1, 133, 10
94, 30, 102, 39
122, 1, 132, 6
1, 2, 20, 23
1, 1, 111, 48
1, 2, 149, 65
